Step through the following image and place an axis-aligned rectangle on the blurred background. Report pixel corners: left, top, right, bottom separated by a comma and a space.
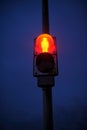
0, 0, 87, 129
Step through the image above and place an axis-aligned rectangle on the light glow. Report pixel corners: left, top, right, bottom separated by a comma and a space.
41, 38, 49, 52
35, 34, 56, 54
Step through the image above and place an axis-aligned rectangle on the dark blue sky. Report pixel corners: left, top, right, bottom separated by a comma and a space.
1, 0, 87, 129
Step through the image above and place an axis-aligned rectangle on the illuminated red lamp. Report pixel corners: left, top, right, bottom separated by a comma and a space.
35, 34, 56, 54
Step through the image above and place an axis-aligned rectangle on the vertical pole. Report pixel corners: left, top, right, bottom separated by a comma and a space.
42, 0, 53, 130
43, 87, 53, 130
42, 0, 49, 33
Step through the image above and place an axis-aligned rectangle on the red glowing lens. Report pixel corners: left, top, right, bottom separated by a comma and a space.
35, 34, 56, 54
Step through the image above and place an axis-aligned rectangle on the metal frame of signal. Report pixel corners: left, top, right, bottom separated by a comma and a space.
34, 0, 58, 130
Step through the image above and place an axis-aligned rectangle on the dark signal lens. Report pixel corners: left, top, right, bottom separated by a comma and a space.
36, 53, 55, 73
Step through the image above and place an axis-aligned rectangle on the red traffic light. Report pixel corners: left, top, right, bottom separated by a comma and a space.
35, 34, 56, 54
33, 34, 58, 76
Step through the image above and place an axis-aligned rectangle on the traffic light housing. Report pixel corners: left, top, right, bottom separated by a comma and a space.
33, 34, 58, 77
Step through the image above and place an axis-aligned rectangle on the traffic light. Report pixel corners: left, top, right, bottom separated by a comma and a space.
33, 34, 58, 77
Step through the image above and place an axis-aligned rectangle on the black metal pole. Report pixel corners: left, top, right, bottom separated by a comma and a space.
42, 0, 49, 33
42, 87, 53, 130
42, 0, 53, 130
